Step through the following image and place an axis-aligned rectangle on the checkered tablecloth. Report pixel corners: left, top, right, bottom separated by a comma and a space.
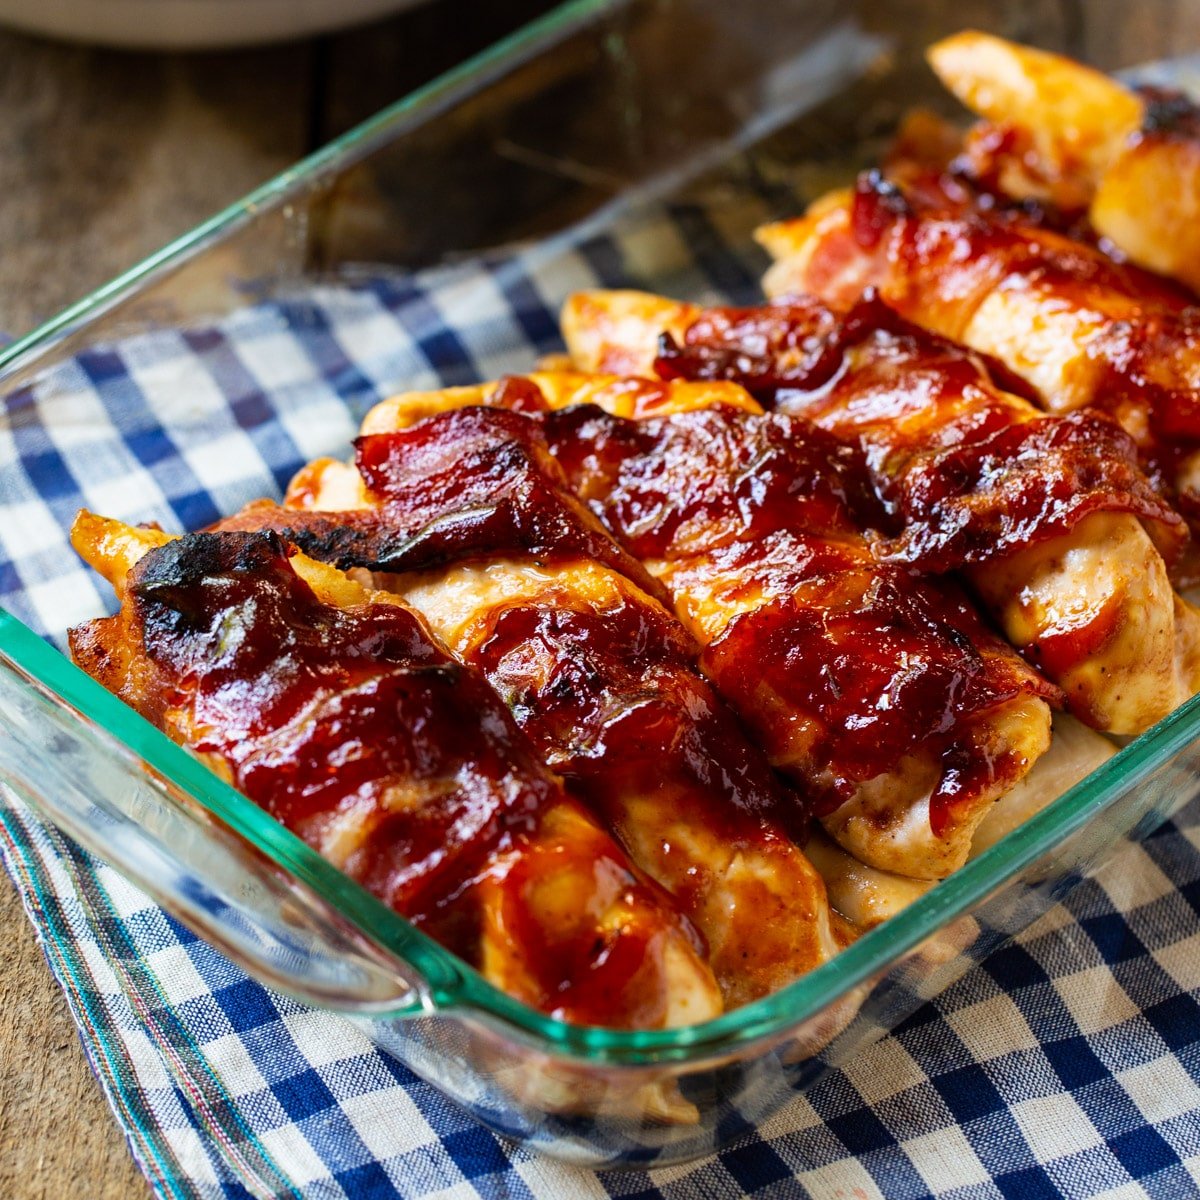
4, 127, 1200, 1199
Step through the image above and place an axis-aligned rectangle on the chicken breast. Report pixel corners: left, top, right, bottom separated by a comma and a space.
69, 511, 724, 1031
557, 287, 1200, 735
216, 406, 845, 1008
928, 30, 1200, 295
358, 376, 1058, 881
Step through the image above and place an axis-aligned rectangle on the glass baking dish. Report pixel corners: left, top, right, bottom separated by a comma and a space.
3, 0, 1199, 1168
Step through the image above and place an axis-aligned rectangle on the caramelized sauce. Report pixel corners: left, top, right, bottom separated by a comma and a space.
545, 403, 873, 554
231, 407, 666, 601
121, 531, 696, 1026
221, 407, 803, 841
800, 173, 1200, 518
539, 406, 1058, 825
473, 591, 804, 838
655, 292, 1184, 570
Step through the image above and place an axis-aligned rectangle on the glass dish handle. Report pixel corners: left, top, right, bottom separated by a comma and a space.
0, 612, 462, 1017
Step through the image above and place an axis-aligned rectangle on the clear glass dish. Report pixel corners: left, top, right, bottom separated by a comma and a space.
2, 0, 1199, 1168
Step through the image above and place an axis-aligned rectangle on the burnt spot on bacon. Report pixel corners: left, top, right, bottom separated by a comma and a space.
205, 507, 437, 576
126, 531, 556, 938
1137, 86, 1200, 141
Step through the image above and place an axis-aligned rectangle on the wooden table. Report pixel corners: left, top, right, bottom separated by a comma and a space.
0, 7, 553, 1195
4, 2, 1200, 1196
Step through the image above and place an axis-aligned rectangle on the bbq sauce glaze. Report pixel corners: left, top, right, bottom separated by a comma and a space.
539, 404, 1057, 832
114, 531, 706, 1028
219, 400, 847, 984
227, 407, 806, 830
350, 402, 1037, 835
654, 292, 1185, 572
795, 172, 1200, 524
471, 588, 805, 836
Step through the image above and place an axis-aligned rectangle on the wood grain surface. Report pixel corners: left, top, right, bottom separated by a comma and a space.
3, 2, 1200, 1197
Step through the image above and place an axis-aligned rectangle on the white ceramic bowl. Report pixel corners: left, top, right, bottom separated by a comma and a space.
0, 0, 428, 49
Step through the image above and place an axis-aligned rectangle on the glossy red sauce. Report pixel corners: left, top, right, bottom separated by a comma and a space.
695, 535, 1049, 833
123, 531, 691, 1027
473, 591, 807, 839
540, 406, 1058, 829
545, 403, 874, 553
655, 292, 1185, 570
129, 532, 545, 926
221, 406, 664, 602
794, 174, 1200, 521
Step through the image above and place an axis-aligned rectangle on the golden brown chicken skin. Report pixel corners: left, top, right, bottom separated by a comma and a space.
927, 31, 1200, 295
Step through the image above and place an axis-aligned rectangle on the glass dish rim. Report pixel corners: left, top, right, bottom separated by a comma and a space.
2, 0, 1197, 1066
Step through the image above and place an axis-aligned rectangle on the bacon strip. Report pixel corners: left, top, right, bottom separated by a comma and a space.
564, 287, 1200, 734
357, 380, 1055, 881
217, 408, 845, 1005
654, 292, 1185, 571
68, 513, 723, 1031
757, 174, 1200, 526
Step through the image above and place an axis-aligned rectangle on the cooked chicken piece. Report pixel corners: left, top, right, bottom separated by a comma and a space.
560, 290, 700, 378
559, 287, 1200, 734
217, 407, 844, 1008
927, 30, 1200, 294
758, 173, 1200, 543
359, 369, 756, 436
359, 377, 1057, 881
69, 511, 723, 1031
808, 712, 1114, 928
969, 714, 1116, 854
804, 831, 934, 930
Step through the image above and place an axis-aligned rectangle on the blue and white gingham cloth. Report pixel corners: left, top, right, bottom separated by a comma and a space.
5, 136, 1200, 1199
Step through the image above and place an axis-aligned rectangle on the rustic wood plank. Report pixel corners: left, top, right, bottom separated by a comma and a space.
0, 31, 313, 337
316, 0, 560, 142
0, 881, 150, 1198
